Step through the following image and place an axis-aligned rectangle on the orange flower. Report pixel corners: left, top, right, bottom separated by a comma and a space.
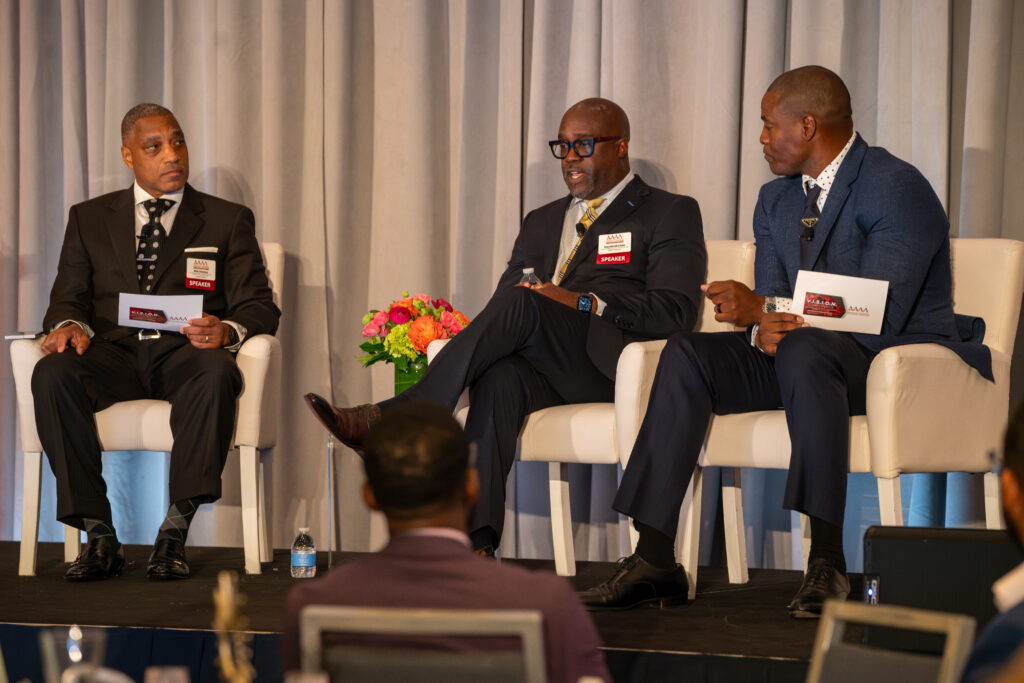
408, 314, 444, 353
454, 310, 470, 327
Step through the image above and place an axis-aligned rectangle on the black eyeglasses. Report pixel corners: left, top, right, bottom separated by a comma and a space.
548, 136, 620, 159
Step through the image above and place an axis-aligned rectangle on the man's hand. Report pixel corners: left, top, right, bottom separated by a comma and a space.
523, 282, 581, 309
702, 281, 764, 328
40, 324, 91, 355
754, 313, 807, 356
181, 313, 230, 349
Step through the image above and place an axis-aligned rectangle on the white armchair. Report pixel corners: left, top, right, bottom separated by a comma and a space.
12, 242, 284, 576
619, 237, 1024, 599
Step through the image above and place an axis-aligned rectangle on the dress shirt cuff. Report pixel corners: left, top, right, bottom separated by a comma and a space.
54, 320, 95, 339
223, 320, 248, 352
591, 292, 607, 316
749, 323, 768, 354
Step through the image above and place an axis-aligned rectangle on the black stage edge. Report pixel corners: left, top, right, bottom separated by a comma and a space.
0, 541, 839, 682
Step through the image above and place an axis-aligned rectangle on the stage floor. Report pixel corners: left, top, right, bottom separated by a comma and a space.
0, 541, 841, 681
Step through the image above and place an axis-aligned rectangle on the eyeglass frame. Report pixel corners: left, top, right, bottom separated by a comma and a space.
548, 136, 622, 159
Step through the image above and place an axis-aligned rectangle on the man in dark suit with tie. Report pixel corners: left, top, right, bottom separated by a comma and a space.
306, 98, 706, 554
31, 103, 280, 581
282, 401, 611, 682
580, 66, 991, 615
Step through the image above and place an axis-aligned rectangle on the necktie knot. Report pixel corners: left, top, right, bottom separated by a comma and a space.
579, 197, 606, 231
143, 198, 175, 218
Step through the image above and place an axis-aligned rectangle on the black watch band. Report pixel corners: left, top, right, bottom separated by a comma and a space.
577, 294, 594, 313
226, 325, 240, 346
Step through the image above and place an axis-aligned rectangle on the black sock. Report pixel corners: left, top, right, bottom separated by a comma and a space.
156, 498, 202, 544
808, 516, 846, 573
635, 522, 676, 569
469, 527, 499, 552
83, 518, 118, 544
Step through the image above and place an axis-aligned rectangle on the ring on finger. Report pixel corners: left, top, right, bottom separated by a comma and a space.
204, 335, 209, 343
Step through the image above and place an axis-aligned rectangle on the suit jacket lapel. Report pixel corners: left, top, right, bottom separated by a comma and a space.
802, 135, 867, 271
104, 188, 141, 292
561, 175, 650, 282
152, 184, 204, 290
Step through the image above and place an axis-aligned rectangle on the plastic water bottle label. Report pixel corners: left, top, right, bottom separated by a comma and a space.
291, 552, 316, 567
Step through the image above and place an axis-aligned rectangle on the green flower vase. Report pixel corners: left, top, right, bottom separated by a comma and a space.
394, 360, 427, 395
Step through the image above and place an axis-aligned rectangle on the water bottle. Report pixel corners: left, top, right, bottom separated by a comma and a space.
519, 267, 541, 286
290, 527, 316, 578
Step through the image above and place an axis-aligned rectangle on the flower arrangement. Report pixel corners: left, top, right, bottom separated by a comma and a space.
358, 292, 471, 377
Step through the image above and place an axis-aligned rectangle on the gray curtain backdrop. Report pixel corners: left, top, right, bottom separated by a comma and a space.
2, 0, 1022, 572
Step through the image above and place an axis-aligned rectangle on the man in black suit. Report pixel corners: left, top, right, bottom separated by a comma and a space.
580, 66, 990, 616
307, 98, 706, 554
31, 103, 280, 581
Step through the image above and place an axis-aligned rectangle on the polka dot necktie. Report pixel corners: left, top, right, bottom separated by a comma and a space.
136, 198, 175, 292
555, 197, 605, 285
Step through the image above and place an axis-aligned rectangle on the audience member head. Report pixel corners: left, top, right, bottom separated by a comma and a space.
1001, 398, 1024, 549
553, 97, 631, 200
759, 65, 854, 178
120, 103, 189, 198
361, 401, 478, 532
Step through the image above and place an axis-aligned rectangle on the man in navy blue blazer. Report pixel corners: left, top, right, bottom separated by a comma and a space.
962, 400, 1024, 682
580, 65, 990, 616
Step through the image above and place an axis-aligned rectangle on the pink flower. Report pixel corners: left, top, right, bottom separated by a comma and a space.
379, 325, 388, 338
432, 297, 454, 312
389, 306, 412, 324
362, 322, 381, 338
413, 293, 431, 303
372, 310, 388, 326
440, 310, 463, 335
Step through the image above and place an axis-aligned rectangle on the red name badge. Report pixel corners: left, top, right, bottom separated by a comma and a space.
596, 232, 632, 265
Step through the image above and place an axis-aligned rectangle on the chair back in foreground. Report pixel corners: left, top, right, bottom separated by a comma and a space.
805, 600, 976, 683
299, 605, 546, 683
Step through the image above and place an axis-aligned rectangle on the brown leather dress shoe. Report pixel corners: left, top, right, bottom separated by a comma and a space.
147, 537, 190, 580
787, 557, 850, 618
578, 553, 689, 610
64, 535, 125, 582
304, 393, 381, 452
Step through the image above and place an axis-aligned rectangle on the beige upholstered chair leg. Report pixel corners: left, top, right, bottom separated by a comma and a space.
18, 451, 43, 576
721, 467, 750, 585
677, 467, 703, 600
258, 459, 271, 562
876, 476, 903, 526
548, 462, 576, 577
239, 444, 262, 574
64, 526, 80, 561
985, 471, 1005, 530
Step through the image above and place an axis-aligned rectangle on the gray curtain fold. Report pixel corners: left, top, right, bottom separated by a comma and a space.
2, 0, 1022, 572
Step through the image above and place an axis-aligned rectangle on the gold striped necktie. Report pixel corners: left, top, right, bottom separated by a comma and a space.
555, 197, 605, 285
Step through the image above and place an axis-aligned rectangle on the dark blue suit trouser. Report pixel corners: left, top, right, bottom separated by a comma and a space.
382, 286, 615, 539
614, 327, 875, 536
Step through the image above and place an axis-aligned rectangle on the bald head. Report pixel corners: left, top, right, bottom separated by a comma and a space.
564, 98, 631, 140
556, 98, 631, 199
767, 66, 853, 135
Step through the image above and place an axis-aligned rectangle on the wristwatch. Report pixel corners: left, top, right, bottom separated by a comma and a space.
762, 296, 792, 314
225, 325, 240, 347
577, 293, 594, 313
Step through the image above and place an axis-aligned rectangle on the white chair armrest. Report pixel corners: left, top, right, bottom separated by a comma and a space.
10, 338, 45, 452
614, 339, 668, 466
234, 334, 281, 449
866, 344, 1008, 478
427, 338, 450, 363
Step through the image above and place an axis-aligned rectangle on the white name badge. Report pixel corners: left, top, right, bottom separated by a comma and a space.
597, 232, 632, 264
186, 257, 216, 291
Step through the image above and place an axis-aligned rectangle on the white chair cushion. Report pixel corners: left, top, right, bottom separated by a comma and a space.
519, 403, 618, 465
95, 400, 174, 452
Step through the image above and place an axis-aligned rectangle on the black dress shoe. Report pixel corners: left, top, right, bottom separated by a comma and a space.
65, 536, 125, 582
304, 393, 381, 452
147, 537, 190, 580
787, 557, 850, 618
578, 553, 689, 610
